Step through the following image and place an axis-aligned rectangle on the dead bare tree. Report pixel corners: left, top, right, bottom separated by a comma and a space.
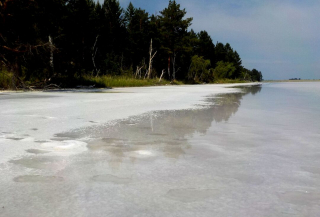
147, 39, 157, 79
135, 58, 146, 79
135, 65, 144, 78
49, 35, 54, 74
159, 69, 165, 82
144, 69, 149, 79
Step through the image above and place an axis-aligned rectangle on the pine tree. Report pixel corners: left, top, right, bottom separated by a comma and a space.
124, 3, 150, 72
196, 30, 215, 67
99, 0, 126, 74
0, 0, 58, 85
159, 0, 193, 80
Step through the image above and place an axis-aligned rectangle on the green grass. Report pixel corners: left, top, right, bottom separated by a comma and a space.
83, 75, 174, 87
0, 70, 258, 90
72, 76, 254, 88
212, 78, 249, 84
0, 69, 15, 89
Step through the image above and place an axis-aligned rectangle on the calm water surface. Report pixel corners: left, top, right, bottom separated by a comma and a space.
1, 82, 320, 217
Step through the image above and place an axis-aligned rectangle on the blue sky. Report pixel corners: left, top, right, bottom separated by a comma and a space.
96, 0, 319, 80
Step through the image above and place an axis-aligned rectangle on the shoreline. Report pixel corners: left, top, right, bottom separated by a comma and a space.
0, 82, 261, 93
263, 79, 320, 83
0, 83, 259, 163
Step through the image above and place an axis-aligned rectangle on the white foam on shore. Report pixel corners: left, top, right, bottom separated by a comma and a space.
40, 140, 88, 155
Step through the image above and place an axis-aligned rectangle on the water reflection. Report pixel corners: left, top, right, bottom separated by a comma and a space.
11, 85, 262, 170
82, 85, 262, 167
231, 85, 262, 96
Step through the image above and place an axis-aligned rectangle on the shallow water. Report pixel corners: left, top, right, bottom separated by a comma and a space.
1, 83, 320, 216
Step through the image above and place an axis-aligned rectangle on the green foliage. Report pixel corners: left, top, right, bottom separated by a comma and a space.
159, 0, 193, 80
240, 67, 263, 82
0, 0, 263, 88
124, 3, 150, 70
213, 61, 236, 79
251, 69, 263, 82
240, 67, 252, 81
0, 68, 14, 89
188, 55, 211, 82
213, 78, 247, 84
196, 31, 216, 66
159, 0, 193, 53
83, 75, 172, 87
214, 42, 242, 78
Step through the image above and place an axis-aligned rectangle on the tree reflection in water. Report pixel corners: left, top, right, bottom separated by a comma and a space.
84, 85, 262, 168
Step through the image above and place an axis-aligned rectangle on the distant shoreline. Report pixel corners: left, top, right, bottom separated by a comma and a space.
263, 79, 320, 83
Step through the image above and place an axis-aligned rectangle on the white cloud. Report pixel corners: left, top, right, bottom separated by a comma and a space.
95, 0, 319, 79
180, 0, 320, 79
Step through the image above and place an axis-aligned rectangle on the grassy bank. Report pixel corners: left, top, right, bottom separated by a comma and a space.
50, 75, 183, 88
83, 75, 183, 87
0, 70, 15, 89
1, 72, 252, 90
213, 78, 248, 84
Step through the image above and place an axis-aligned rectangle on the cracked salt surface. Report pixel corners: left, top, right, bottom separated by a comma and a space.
1, 83, 320, 217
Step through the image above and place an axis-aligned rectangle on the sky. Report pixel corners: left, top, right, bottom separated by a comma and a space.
96, 0, 320, 80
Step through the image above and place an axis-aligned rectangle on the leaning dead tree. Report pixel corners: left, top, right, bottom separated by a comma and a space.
159, 69, 165, 82
135, 65, 143, 78
147, 39, 157, 79
135, 59, 146, 79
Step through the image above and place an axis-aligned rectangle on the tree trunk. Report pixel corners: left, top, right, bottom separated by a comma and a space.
147, 39, 157, 79
172, 52, 177, 80
159, 69, 165, 82
49, 35, 54, 77
92, 35, 99, 77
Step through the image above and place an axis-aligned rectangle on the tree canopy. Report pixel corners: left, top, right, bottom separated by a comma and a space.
0, 0, 263, 88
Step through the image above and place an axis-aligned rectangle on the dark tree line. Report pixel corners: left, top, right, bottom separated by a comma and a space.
0, 0, 263, 87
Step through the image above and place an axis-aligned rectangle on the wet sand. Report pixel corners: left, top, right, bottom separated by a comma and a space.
1, 83, 320, 217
